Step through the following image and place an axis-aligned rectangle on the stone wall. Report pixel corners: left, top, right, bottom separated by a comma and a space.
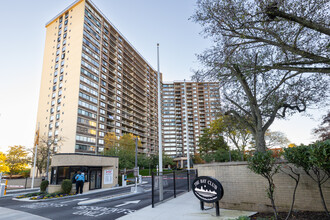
195, 162, 330, 212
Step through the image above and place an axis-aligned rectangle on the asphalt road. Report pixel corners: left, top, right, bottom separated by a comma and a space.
0, 176, 190, 220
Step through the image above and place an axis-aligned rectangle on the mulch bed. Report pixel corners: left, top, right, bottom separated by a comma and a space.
251, 211, 329, 220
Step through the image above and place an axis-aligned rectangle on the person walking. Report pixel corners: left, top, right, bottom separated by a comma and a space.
75, 171, 85, 194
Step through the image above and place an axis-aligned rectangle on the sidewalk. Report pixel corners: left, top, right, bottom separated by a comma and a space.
118, 192, 256, 220
0, 207, 50, 220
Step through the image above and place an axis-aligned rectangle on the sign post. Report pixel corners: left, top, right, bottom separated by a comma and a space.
192, 176, 224, 216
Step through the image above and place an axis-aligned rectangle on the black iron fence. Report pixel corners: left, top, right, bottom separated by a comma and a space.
151, 169, 198, 208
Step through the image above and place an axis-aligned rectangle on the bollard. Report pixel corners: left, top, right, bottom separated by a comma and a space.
4, 180, 7, 195
0, 184, 5, 197
151, 172, 154, 208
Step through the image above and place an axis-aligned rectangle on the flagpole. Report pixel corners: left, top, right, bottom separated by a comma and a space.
31, 123, 39, 189
157, 43, 163, 201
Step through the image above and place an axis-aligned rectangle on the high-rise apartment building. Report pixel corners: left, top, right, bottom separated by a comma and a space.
35, 0, 160, 155
162, 81, 220, 158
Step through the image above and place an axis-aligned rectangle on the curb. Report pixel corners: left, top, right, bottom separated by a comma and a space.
11, 182, 148, 203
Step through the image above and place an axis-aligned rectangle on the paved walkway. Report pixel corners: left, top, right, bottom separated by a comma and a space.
118, 191, 256, 220
0, 207, 50, 220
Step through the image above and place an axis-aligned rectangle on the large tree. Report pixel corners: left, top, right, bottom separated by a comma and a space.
6, 146, 29, 178
199, 127, 229, 155
0, 152, 9, 173
211, 115, 251, 156
29, 143, 49, 177
192, 0, 329, 152
104, 133, 142, 169
192, 0, 330, 74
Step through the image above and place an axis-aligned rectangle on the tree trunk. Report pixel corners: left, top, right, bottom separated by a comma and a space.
285, 175, 300, 220
254, 129, 266, 152
317, 182, 330, 217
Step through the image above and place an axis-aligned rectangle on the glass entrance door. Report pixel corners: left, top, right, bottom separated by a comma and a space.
89, 169, 102, 190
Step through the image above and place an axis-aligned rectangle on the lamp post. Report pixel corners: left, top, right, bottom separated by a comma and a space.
157, 43, 163, 201
134, 137, 138, 193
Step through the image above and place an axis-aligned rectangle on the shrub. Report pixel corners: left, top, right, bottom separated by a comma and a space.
40, 180, 49, 192
247, 151, 280, 220
61, 179, 72, 194
288, 141, 330, 217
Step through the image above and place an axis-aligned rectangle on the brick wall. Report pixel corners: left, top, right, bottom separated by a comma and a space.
195, 162, 330, 212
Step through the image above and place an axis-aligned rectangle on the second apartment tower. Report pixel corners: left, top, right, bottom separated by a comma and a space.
35, 0, 160, 155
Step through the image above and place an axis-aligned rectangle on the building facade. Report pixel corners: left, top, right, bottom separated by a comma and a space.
162, 81, 220, 158
35, 0, 160, 155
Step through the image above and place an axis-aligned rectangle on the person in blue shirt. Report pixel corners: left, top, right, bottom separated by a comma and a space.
75, 171, 85, 194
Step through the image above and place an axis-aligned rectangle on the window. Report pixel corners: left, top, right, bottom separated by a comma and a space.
57, 37, 61, 42
59, 17, 63, 23
100, 109, 105, 114
57, 106, 61, 112
50, 116, 54, 121
64, 20, 68, 25
51, 100, 55, 106
61, 53, 65, 59
49, 123, 53, 129
56, 113, 60, 120
52, 92, 56, 99
99, 124, 105, 129
54, 71, 58, 77
50, 108, 54, 114
57, 43, 60, 49
98, 139, 104, 144
59, 75, 63, 81
55, 122, 59, 127
57, 98, 62, 104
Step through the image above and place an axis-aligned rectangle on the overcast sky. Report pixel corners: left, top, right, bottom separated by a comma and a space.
0, 0, 327, 152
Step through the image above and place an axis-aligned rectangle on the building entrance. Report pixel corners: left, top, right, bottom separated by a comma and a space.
89, 169, 102, 190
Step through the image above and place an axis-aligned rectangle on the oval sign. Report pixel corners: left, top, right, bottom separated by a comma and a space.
192, 176, 224, 203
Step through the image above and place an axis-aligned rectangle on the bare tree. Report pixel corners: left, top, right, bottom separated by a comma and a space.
28, 143, 48, 177
192, 0, 330, 74
191, 0, 330, 152
313, 111, 330, 141
38, 135, 64, 180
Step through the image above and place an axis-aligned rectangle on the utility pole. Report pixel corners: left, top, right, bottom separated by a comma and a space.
157, 43, 163, 201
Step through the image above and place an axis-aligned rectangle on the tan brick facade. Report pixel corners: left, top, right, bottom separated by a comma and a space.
195, 162, 330, 212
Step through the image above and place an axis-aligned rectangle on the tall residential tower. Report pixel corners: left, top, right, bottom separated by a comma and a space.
162, 81, 220, 158
35, 0, 160, 155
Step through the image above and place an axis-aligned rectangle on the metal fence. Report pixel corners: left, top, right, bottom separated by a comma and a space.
151, 169, 198, 208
